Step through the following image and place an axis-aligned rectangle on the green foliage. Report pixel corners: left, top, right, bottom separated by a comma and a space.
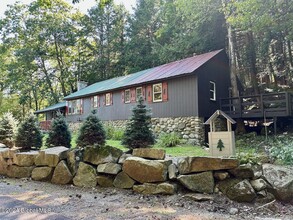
46, 112, 71, 148
157, 133, 181, 148
105, 126, 124, 141
122, 97, 155, 149
76, 111, 106, 148
15, 114, 42, 150
269, 137, 293, 165
0, 112, 18, 148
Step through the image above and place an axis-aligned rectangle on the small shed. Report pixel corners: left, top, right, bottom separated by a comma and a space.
204, 110, 236, 157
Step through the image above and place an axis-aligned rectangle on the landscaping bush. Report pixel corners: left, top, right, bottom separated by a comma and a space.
269, 137, 293, 165
46, 112, 71, 148
157, 132, 181, 148
122, 97, 155, 149
15, 114, 42, 150
0, 112, 18, 148
105, 126, 114, 140
76, 110, 106, 147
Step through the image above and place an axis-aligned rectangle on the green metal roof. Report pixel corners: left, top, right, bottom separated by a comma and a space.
64, 49, 223, 100
34, 102, 66, 114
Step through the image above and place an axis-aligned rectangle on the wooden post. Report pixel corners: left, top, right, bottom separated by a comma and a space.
274, 117, 277, 135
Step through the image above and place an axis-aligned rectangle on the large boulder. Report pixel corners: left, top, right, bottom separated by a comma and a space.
123, 157, 168, 183
67, 149, 81, 176
177, 171, 214, 194
96, 175, 114, 187
132, 148, 165, 160
35, 146, 69, 167
31, 167, 54, 181
218, 179, 256, 202
51, 160, 73, 185
262, 163, 293, 202
83, 146, 123, 165
73, 162, 97, 187
6, 165, 34, 178
0, 156, 8, 175
1, 148, 19, 159
177, 157, 239, 174
13, 151, 38, 167
97, 162, 121, 175
113, 171, 135, 189
133, 182, 177, 195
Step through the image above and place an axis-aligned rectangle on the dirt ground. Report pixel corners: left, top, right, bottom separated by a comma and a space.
0, 176, 292, 220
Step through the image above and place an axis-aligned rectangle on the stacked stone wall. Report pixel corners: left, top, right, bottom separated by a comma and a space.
0, 145, 292, 203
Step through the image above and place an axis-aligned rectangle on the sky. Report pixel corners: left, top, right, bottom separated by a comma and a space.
0, 0, 136, 17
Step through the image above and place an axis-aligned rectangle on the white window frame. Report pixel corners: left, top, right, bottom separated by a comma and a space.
136, 87, 142, 101
153, 83, 162, 102
210, 81, 216, 101
92, 95, 98, 108
124, 89, 131, 103
105, 93, 111, 106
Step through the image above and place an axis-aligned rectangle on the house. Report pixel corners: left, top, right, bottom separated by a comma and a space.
37, 49, 231, 144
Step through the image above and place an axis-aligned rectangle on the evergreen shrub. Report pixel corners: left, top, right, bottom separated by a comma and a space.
0, 112, 18, 148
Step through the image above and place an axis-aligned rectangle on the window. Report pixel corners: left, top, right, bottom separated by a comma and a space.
153, 83, 162, 102
210, 81, 216, 101
136, 87, 142, 101
92, 95, 99, 108
105, 93, 111, 106
124, 89, 130, 103
68, 99, 82, 114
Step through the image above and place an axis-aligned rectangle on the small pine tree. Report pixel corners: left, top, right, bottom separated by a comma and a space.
0, 112, 18, 148
217, 139, 225, 151
76, 110, 106, 147
46, 112, 71, 148
122, 96, 155, 149
15, 114, 42, 150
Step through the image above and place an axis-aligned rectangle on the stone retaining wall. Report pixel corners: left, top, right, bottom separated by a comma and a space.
0, 146, 292, 203
69, 116, 205, 145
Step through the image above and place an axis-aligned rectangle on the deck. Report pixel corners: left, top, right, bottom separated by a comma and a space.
220, 92, 293, 119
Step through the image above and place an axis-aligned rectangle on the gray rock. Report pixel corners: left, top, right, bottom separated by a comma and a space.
177, 171, 214, 194
250, 179, 267, 192
113, 172, 135, 189
97, 162, 121, 175
51, 160, 73, 185
183, 193, 214, 202
97, 175, 114, 187
229, 208, 239, 215
67, 149, 81, 176
133, 182, 177, 195
83, 146, 123, 165
118, 154, 132, 164
214, 171, 229, 181
31, 167, 54, 181
73, 162, 97, 187
225, 179, 256, 203
0, 143, 7, 148
123, 157, 168, 183
262, 163, 293, 202
229, 164, 254, 179
35, 146, 69, 167
168, 164, 178, 180
13, 151, 38, 167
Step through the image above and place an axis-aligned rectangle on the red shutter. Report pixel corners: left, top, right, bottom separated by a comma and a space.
90, 97, 93, 108
110, 93, 113, 105
97, 95, 100, 107
131, 88, 136, 103
162, 82, 168, 101
103, 94, 106, 106
147, 85, 152, 103
142, 86, 146, 100
121, 90, 125, 103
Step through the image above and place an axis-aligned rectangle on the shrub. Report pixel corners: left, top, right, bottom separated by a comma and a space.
269, 138, 293, 165
15, 114, 42, 150
122, 97, 155, 149
0, 112, 18, 148
76, 110, 106, 147
105, 126, 114, 140
46, 112, 71, 148
157, 133, 181, 148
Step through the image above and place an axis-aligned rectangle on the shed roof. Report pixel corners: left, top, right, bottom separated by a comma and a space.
34, 102, 66, 114
64, 49, 224, 100
204, 110, 236, 125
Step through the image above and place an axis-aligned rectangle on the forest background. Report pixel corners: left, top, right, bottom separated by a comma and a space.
0, 0, 292, 120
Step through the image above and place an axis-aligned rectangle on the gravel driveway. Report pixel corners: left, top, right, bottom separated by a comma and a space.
0, 176, 292, 220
